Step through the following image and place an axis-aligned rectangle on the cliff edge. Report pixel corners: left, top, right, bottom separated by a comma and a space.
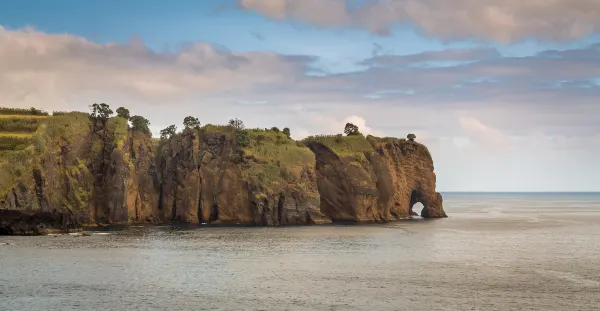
304, 135, 446, 222
0, 107, 446, 234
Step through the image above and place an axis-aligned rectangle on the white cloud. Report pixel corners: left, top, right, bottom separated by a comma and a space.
239, 0, 600, 43
1, 25, 599, 191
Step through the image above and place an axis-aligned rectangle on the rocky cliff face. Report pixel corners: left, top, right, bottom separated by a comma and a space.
1, 114, 446, 234
156, 128, 329, 225
306, 136, 446, 222
0, 113, 160, 232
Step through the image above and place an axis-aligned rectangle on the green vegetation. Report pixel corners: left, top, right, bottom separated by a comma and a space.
407, 133, 416, 141
116, 107, 131, 120
0, 117, 45, 133
244, 129, 314, 166
130, 115, 151, 136
344, 122, 361, 136
282, 127, 291, 138
160, 125, 177, 140
241, 128, 316, 192
302, 134, 373, 160
183, 116, 200, 129
0, 107, 48, 116
108, 117, 129, 149
0, 134, 33, 151
90, 103, 113, 121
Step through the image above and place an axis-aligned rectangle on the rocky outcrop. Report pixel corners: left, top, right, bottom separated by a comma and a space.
0, 114, 159, 233
1, 113, 446, 235
156, 129, 329, 225
306, 136, 446, 222
0, 209, 81, 235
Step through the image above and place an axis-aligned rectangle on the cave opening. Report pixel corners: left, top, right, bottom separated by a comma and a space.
409, 189, 428, 217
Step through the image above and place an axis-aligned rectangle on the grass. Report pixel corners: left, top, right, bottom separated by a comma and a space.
302, 134, 374, 160
0, 107, 49, 116
0, 117, 44, 133
0, 134, 33, 150
240, 129, 316, 194
0, 115, 49, 119
245, 129, 314, 166
0, 132, 34, 138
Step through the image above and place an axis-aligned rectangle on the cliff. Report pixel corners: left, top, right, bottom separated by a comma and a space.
303, 135, 445, 222
155, 126, 329, 225
0, 109, 446, 234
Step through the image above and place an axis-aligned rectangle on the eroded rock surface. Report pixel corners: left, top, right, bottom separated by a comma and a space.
1, 113, 445, 235
307, 137, 446, 222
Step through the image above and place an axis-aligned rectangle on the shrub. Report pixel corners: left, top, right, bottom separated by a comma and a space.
0, 107, 48, 116
344, 123, 360, 136
130, 115, 151, 136
116, 107, 131, 120
0, 117, 42, 132
183, 116, 200, 129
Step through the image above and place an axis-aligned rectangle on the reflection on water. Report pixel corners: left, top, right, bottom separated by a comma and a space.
1, 193, 599, 311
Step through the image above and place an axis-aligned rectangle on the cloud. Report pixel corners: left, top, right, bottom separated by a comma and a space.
459, 116, 510, 148
1, 25, 600, 190
238, 0, 600, 43
360, 48, 501, 67
0, 25, 312, 110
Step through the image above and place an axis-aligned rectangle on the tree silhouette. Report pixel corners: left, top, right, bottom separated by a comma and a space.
116, 107, 130, 120
183, 116, 200, 129
282, 127, 291, 138
130, 115, 151, 136
344, 123, 360, 136
160, 125, 177, 140
228, 118, 245, 131
90, 103, 113, 121
407, 133, 416, 141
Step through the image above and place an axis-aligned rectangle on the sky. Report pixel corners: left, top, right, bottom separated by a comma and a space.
1, 0, 599, 192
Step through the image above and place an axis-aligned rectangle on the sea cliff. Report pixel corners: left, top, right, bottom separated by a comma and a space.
0, 107, 446, 235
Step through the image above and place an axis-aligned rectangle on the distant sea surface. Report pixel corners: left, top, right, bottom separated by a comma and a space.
1, 192, 599, 311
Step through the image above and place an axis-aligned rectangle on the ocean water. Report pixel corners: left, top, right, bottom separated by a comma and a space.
1, 192, 599, 311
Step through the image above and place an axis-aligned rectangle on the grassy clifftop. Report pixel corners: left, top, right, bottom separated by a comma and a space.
241, 129, 315, 192
0, 110, 92, 200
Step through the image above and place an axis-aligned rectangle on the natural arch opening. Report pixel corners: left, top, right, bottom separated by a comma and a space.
409, 189, 428, 217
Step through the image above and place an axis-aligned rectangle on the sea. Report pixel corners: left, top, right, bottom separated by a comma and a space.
1, 192, 599, 311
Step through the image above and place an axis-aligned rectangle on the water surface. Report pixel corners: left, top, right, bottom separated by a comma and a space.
1, 193, 599, 310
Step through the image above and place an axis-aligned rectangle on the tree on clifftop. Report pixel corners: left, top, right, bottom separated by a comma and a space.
89, 103, 113, 137
130, 115, 151, 136
90, 103, 113, 121
228, 118, 245, 131
160, 125, 177, 140
407, 133, 416, 141
344, 123, 360, 136
282, 127, 291, 138
183, 116, 200, 129
116, 107, 130, 120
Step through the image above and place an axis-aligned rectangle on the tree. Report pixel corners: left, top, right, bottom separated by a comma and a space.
228, 118, 245, 131
130, 115, 151, 136
407, 133, 416, 141
183, 116, 200, 129
282, 127, 291, 138
344, 122, 360, 136
270, 126, 280, 133
90, 103, 113, 121
160, 125, 177, 140
116, 107, 130, 120
235, 130, 250, 147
